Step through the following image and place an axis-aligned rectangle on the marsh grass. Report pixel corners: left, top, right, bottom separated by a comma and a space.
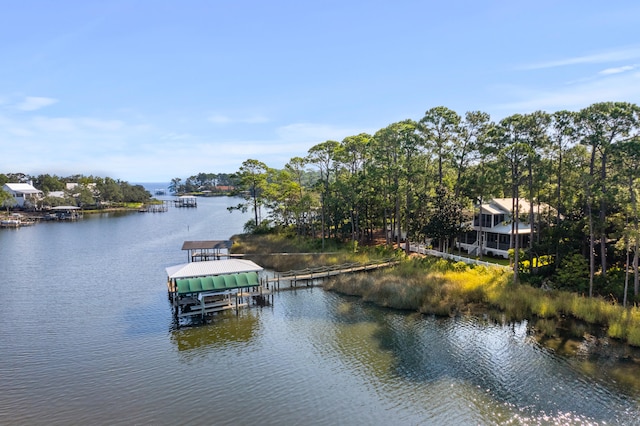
235, 233, 640, 347
327, 256, 640, 346
231, 233, 396, 271
325, 258, 509, 316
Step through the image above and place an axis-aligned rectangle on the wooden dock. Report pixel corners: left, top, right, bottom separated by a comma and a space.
174, 195, 197, 207
174, 287, 272, 319
139, 200, 170, 212
165, 255, 399, 325
267, 258, 399, 290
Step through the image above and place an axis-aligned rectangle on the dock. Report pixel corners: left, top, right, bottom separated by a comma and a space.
181, 240, 233, 262
139, 200, 170, 213
166, 258, 271, 323
266, 258, 399, 290
165, 239, 399, 325
174, 195, 197, 207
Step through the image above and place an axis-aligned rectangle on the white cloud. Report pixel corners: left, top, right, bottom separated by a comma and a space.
160, 132, 192, 141
494, 71, 640, 114
599, 65, 636, 75
276, 122, 364, 143
520, 46, 640, 70
17, 96, 58, 111
208, 114, 232, 124
207, 113, 270, 124
32, 116, 76, 132
79, 118, 125, 131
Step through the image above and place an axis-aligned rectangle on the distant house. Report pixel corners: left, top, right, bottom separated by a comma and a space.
457, 198, 554, 259
47, 191, 65, 198
66, 182, 97, 194
213, 185, 235, 193
2, 183, 43, 208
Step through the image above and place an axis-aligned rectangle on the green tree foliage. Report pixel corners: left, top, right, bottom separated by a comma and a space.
227, 101, 640, 300
33, 174, 65, 193
423, 185, 466, 252
229, 159, 271, 228
553, 253, 590, 293
0, 188, 15, 210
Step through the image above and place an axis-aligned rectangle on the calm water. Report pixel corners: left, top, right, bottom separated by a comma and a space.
1, 196, 640, 425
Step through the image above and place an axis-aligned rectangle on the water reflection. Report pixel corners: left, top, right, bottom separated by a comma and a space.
170, 311, 261, 355
3, 197, 640, 425
314, 293, 640, 425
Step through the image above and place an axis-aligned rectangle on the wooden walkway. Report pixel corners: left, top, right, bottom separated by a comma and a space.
408, 243, 510, 269
267, 258, 399, 290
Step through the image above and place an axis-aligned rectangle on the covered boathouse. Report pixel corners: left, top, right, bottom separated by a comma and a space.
166, 258, 267, 321
181, 240, 233, 262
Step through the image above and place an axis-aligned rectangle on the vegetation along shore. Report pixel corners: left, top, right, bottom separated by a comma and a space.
220, 102, 640, 311
233, 233, 640, 349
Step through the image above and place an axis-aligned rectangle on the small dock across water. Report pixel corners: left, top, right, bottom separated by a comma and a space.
139, 200, 170, 213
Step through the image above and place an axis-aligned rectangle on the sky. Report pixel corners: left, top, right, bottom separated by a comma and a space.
1, 1, 640, 182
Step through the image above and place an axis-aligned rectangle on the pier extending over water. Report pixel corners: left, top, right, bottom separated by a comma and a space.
165, 238, 399, 323
267, 258, 399, 290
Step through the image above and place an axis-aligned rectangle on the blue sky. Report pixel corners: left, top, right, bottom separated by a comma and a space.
1, 1, 640, 182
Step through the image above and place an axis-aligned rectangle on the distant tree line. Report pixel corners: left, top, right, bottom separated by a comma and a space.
229, 102, 640, 303
0, 172, 151, 208
168, 172, 236, 195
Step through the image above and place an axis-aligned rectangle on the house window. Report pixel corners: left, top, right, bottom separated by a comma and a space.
475, 213, 492, 227
494, 214, 505, 226
463, 230, 477, 244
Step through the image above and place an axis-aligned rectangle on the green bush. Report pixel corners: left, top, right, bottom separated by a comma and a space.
553, 253, 589, 293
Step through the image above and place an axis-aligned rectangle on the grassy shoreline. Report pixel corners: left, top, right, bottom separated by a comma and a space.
232, 233, 640, 347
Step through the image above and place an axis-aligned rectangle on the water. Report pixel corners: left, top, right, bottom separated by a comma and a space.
1, 196, 640, 425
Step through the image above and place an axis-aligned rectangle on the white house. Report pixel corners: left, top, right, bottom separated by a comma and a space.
2, 183, 43, 208
457, 198, 554, 259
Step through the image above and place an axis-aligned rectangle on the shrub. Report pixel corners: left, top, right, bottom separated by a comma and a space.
554, 253, 589, 293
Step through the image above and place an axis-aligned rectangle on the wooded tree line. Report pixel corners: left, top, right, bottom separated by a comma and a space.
231, 101, 640, 303
0, 173, 151, 207
168, 173, 236, 194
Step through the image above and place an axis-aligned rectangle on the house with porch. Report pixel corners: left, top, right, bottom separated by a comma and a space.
2, 183, 43, 209
457, 198, 553, 259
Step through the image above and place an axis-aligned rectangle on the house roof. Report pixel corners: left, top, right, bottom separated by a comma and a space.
478, 204, 503, 215
480, 198, 554, 216
490, 223, 533, 235
165, 259, 263, 280
3, 183, 41, 194
181, 240, 233, 251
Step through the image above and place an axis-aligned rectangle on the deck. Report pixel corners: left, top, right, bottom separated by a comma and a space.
267, 258, 399, 289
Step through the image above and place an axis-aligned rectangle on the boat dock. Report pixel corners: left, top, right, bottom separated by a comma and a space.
139, 200, 170, 213
0, 213, 36, 228
166, 258, 271, 322
174, 195, 197, 207
266, 258, 399, 290
165, 239, 399, 324
181, 240, 233, 262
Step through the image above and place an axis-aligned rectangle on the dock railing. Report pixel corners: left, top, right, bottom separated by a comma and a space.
409, 243, 510, 269
269, 258, 399, 289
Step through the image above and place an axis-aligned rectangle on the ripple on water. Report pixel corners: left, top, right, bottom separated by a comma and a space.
3, 204, 640, 425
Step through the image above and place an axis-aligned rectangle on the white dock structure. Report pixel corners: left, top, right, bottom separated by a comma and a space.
166, 258, 271, 321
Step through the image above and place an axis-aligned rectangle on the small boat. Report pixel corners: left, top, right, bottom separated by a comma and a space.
0, 214, 35, 228
0, 218, 21, 227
